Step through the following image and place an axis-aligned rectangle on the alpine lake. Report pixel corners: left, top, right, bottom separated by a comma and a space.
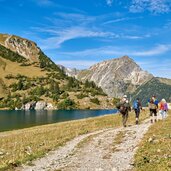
0, 109, 117, 132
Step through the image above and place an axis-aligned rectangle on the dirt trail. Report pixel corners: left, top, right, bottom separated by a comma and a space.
19, 119, 151, 171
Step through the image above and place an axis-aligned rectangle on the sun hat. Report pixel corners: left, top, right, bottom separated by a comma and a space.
162, 99, 166, 102
123, 95, 127, 98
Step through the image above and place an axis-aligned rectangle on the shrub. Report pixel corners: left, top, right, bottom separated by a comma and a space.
0, 44, 27, 63
60, 92, 69, 99
76, 93, 88, 99
112, 98, 120, 106
57, 98, 76, 109
90, 98, 100, 105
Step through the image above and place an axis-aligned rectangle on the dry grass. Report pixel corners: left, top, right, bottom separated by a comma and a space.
0, 57, 47, 86
134, 111, 171, 171
0, 34, 8, 44
0, 110, 149, 170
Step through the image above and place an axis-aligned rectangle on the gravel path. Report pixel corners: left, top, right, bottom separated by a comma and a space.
19, 119, 151, 171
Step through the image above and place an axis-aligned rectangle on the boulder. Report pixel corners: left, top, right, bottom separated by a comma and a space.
35, 101, 47, 110
45, 103, 54, 110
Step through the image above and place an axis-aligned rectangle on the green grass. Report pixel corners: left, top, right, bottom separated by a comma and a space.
134, 111, 171, 171
0, 110, 149, 170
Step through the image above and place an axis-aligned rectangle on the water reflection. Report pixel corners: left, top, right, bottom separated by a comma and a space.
0, 109, 117, 132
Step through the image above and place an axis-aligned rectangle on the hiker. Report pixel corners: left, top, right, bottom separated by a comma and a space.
148, 96, 158, 123
152, 95, 159, 106
159, 99, 168, 120
116, 95, 131, 127
133, 98, 142, 124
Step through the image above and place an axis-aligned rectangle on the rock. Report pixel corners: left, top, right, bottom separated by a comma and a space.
157, 149, 161, 153
35, 101, 47, 110
148, 137, 154, 143
45, 103, 54, 110
25, 103, 31, 110
22, 101, 36, 110
76, 56, 153, 97
58, 65, 80, 78
0, 151, 4, 155
0, 34, 40, 62
25, 146, 32, 155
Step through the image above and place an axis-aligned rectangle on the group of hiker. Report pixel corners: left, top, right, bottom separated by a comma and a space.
116, 95, 169, 127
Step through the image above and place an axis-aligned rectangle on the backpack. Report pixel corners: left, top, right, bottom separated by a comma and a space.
149, 103, 157, 110
164, 103, 168, 111
119, 102, 128, 114
133, 101, 138, 110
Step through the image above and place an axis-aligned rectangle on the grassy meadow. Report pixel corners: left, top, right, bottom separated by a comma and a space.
134, 111, 171, 171
0, 110, 149, 170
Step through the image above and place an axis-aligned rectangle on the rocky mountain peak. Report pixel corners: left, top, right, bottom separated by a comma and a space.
0, 33, 40, 62
77, 56, 153, 97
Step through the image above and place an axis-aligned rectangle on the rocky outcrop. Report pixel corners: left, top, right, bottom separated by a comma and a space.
21, 102, 37, 110
45, 103, 55, 110
77, 56, 153, 97
0, 34, 40, 62
58, 65, 80, 78
35, 101, 47, 110
21, 101, 53, 110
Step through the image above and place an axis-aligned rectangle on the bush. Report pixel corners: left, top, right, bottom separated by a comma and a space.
90, 98, 100, 105
29, 86, 46, 96
112, 98, 120, 106
57, 98, 76, 109
76, 93, 88, 99
60, 92, 69, 99
5, 74, 15, 79
0, 44, 27, 63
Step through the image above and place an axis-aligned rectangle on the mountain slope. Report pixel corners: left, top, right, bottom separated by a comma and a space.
0, 33, 112, 110
77, 56, 153, 97
131, 77, 171, 106
0, 34, 39, 62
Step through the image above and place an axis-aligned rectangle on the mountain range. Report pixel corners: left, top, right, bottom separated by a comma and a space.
0, 33, 171, 108
60, 58, 171, 105
0, 33, 113, 110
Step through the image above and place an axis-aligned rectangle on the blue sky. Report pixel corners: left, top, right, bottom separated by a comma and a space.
0, 0, 171, 78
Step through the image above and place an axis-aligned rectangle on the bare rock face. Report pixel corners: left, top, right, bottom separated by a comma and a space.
0, 34, 40, 62
35, 101, 47, 110
77, 56, 153, 97
58, 65, 80, 78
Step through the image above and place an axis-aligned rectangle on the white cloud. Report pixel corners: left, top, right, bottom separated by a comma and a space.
103, 18, 130, 25
56, 60, 99, 69
32, 0, 54, 6
103, 16, 143, 25
57, 44, 171, 58
137, 59, 171, 78
130, 0, 171, 13
133, 44, 171, 56
106, 0, 113, 6
35, 27, 117, 49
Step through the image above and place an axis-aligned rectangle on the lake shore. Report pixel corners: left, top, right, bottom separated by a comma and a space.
0, 110, 149, 170
0, 109, 117, 132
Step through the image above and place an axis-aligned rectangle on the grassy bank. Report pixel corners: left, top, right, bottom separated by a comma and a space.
0, 110, 149, 170
134, 111, 171, 171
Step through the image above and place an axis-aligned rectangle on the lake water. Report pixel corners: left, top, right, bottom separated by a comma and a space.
0, 109, 117, 132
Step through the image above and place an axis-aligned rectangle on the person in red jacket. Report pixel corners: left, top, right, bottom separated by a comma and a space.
159, 99, 168, 120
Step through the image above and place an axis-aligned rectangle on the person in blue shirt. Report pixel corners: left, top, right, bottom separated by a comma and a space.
133, 98, 142, 124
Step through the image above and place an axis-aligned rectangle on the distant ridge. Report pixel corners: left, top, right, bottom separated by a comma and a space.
75, 56, 153, 97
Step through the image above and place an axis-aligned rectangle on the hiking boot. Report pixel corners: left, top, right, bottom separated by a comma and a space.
136, 120, 139, 125
151, 119, 153, 123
